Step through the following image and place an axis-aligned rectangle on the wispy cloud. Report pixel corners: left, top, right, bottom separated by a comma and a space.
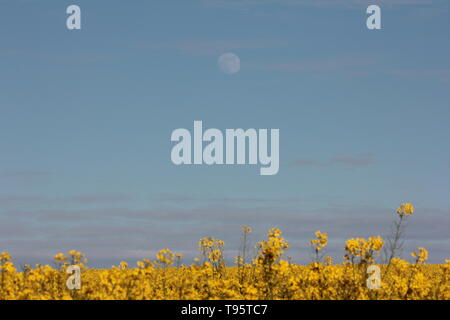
290, 159, 324, 167
0, 170, 52, 180
151, 194, 304, 204
0, 194, 133, 206
251, 55, 379, 74
68, 195, 133, 204
290, 153, 375, 167
0, 170, 53, 187
204, 0, 435, 9
138, 39, 282, 56
329, 154, 375, 166
386, 68, 450, 83
175, 39, 278, 55
409, 5, 450, 18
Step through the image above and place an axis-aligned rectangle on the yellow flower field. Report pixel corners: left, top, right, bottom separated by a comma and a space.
0, 231, 448, 300
0, 204, 448, 300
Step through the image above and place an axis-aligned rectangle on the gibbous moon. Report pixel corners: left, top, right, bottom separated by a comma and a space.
218, 52, 240, 75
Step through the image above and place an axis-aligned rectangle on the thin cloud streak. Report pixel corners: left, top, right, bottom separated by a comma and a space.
138, 39, 283, 56
203, 0, 434, 9
254, 56, 377, 72
290, 153, 375, 167
151, 194, 305, 204
0, 194, 133, 206
386, 68, 450, 83
0, 170, 53, 185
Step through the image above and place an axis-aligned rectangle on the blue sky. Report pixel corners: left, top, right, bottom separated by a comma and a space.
0, 0, 449, 266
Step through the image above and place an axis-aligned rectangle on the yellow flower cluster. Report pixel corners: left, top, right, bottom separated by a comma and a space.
0, 252, 15, 273
156, 249, 175, 267
255, 228, 289, 267
396, 203, 414, 216
344, 236, 384, 264
411, 247, 429, 264
310, 231, 328, 251
198, 237, 225, 266
241, 226, 252, 234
